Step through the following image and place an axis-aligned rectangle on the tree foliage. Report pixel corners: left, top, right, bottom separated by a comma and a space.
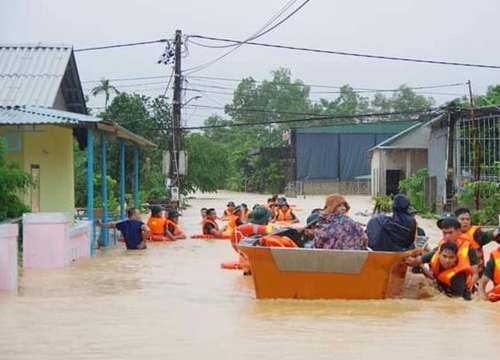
91, 78, 120, 110
0, 139, 33, 221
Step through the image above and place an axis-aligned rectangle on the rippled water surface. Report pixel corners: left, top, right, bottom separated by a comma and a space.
1, 192, 499, 359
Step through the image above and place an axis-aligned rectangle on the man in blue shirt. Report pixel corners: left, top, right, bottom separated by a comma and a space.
98, 208, 150, 250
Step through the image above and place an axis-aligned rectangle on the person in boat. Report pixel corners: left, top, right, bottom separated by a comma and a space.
454, 207, 500, 277
203, 208, 225, 237
477, 246, 500, 302
311, 208, 323, 215
221, 201, 236, 220
98, 208, 150, 250
166, 209, 186, 240
146, 206, 167, 241
231, 206, 273, 275
302, 213, 320, 248
405, 214, 479, 298
273, 200, 299, 224
313, 194, 368, 250
366, 194, 417, 252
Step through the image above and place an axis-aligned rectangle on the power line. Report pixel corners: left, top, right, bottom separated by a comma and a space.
175, 109, 439, 130
184, 84, 466, 97
187, 35, 500, 69
80, 73, 466, 93
75, 39, 168, 52
183, 0, 310, 74
187, 77, 466, 92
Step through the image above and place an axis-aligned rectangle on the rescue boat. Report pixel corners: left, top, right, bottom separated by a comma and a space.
237, 238, 410, 300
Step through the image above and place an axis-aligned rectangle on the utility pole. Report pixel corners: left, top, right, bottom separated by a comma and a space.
171, 29, 183, 198
467, 80, 480, 210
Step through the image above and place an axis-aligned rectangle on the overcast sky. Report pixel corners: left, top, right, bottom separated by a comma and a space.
1, 0, 500, 125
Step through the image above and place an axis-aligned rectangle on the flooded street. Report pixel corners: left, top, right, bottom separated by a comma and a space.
1, 191, 499, 359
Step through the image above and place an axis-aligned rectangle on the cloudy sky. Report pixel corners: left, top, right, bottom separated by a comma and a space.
1, 0, 500, 125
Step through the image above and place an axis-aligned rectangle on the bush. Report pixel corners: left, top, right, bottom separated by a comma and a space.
456, 180, 500, 225
0, 139, 33, 221
372, 195, 392, 213
398, 168, 429, 213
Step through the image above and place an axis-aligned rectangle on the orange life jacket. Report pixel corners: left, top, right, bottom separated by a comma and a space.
166, 219, 182, 236
430, 240, 472, 288
488, 248, 500, 302
231, 223, 269, 251
223, 208, 234, 217
461, 225, 484, 269
227, 215, 240, 230
202, 218, 219, 235
147, 217, 166, 235
276, 208, 294, 222
241, 208, 249, 221
259, 235, 298, 248
229, 223, 270, 275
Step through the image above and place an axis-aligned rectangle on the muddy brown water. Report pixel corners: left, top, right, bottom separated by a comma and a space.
1, 191, 499, 359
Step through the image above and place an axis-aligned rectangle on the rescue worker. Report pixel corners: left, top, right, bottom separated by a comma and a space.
202, 208, 225, 237
478, 246, 500, 302
273, 200, 299, 224
405, 214, 479, 299
146, 206, 167, 241
221, 201, 236, 220
166, 209, 186, 240
454, 207, 500, 276
429, 241, 473, 300
240, 203, 250, 222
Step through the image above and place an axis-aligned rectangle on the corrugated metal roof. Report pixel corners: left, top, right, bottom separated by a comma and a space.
0, 105, 155, 147
0, 44, 73, 108
0, 105, 94, 125
296, 120, 420, 134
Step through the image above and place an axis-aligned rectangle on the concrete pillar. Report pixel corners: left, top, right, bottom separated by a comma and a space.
23, 213, 69, 268
0, 224, 18, 291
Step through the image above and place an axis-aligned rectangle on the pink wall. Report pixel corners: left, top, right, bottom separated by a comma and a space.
0, 223, 18, 291
23, 213, 91, 269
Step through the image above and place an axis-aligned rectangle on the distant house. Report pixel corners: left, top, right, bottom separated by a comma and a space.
427, 106, 500, 212
368, 122, 430, 196
0, 44, 154, 248
291, 120, 420, 195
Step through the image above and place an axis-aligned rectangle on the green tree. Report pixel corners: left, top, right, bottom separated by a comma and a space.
91, 79, 120, 110
182, 133, 230, 193
315, 85, 370, 124
0, 139, 33, 221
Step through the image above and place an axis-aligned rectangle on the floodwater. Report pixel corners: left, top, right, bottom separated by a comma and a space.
1, 191, 499, 360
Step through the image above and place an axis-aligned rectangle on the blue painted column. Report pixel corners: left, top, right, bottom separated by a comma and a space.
119, 139, 126, 219
86, 128, 95, 254
133, 146, 139, 208
100, 132, 109, 247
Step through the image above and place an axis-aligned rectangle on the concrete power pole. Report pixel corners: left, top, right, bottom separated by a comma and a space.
171, 29, 182, 200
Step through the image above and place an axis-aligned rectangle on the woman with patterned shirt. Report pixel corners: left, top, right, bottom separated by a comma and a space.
313, 194, 368, 250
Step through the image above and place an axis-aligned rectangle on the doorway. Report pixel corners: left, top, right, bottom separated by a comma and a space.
30, 164, 40, 212
386, 170, 403, 196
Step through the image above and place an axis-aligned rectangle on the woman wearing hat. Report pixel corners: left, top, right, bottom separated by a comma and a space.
313, 194, 367, 250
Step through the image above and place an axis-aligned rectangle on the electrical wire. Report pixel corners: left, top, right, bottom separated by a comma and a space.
183, 0, 310, 74
187, 35, 500, 70
75, 39, 168, 52
173, 108, 441, 130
